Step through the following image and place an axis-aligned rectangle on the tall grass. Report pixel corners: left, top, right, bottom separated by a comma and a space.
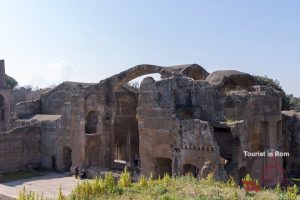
17, 170, 300, 200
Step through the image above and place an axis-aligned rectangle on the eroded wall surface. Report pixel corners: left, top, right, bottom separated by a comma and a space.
0, 125, 41, 173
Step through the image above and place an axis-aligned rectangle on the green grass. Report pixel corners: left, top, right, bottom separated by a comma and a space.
0, 168, 47, 183
17, 169, 300, 200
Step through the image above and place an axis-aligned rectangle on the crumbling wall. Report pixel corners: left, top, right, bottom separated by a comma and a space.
0, 89, 12, 132
0, 125, 41, 173
137, 76, 227, 179
40, 117, 61, 170
56, 102, 72, 172
41, 82, 91, 115
282, 110, 300, 177
15, 100, 41, 119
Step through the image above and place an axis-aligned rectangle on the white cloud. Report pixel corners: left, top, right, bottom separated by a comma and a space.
21, 60, 74, 88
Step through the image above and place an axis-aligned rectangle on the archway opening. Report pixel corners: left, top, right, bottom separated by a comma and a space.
63, 147, 72, 172
112, 73, 161, 169
127, 73, 161, 89
154, 157, 172, 178
85, 111, 98, 134
183, 164, 199, 178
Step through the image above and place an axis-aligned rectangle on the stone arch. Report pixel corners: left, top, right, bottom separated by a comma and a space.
180, 64, 209, 80
183, 163, 199, 177
85, 93, 99, 111
112, 64, 164, 91
85, 111, 99, 134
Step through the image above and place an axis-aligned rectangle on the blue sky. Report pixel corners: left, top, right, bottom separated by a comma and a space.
0, 1, 300, 96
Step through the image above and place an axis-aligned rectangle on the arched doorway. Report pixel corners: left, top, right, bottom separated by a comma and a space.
183, 164, 199, 177
63, 147, 72, 172
111, 65, 163, 169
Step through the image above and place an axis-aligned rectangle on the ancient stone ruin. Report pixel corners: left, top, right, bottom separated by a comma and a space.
0, 59, 299, 187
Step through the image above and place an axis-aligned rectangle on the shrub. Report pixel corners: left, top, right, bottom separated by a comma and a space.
226, 176, 236, 188
162, 173, 171, 184
138, 175, 147, 187
287, 184, 299, 200
154, 185, 167, 195
104, 172, 117, 194
118, 167, 131, 187
206, 172, 215, 184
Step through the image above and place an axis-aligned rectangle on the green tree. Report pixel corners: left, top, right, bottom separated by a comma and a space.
289, 95, 300, 111
255, 75, 291, 110
5, 75, 18, 89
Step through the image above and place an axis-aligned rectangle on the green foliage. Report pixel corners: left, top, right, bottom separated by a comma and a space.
138, 175, 147, 187
18, 187, 45, 200
275, 182, 282, 194
255, 75, 293, 110
206, 172, 215, 184
226, 176, 237, 188
289, 95, 300, 111
287, 184, 299, 200
232, 191, 239, 200
118, 167, 131, 187
103, 172, 118, 194
162, 173, 171, 184
5, 74, 18, 89
17, 172, 300, 200
154, 185, 167, 195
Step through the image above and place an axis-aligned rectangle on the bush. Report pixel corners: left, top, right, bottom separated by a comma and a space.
255, 75, 292, 110
118, 167, 131, 187
5, 74, 18, 89
226, 176, 237, 188
287, 184, 299, 200
138, 175, 147, 187
17, 172, 299, 200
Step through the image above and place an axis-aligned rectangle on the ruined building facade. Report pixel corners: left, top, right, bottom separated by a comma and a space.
0, 60, 299, 186
0, 60, 12, 132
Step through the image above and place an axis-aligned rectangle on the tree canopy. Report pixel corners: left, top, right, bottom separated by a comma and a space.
255, 75, 300, 111
5, 75, 18, 89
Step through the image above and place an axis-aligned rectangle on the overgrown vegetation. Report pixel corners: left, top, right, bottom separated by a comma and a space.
17, 169, 300, 200
255, 75, 300, 111
5, 74, 18, 89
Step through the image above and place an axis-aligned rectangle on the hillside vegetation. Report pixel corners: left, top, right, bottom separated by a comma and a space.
18, 169, 300, 200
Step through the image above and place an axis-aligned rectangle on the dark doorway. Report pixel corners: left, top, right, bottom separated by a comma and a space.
154, 157, 172, 178
183, 164, 199, 177
85, 111, 98, 134
63, 147, 72, 172
239, 167, 246, 186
